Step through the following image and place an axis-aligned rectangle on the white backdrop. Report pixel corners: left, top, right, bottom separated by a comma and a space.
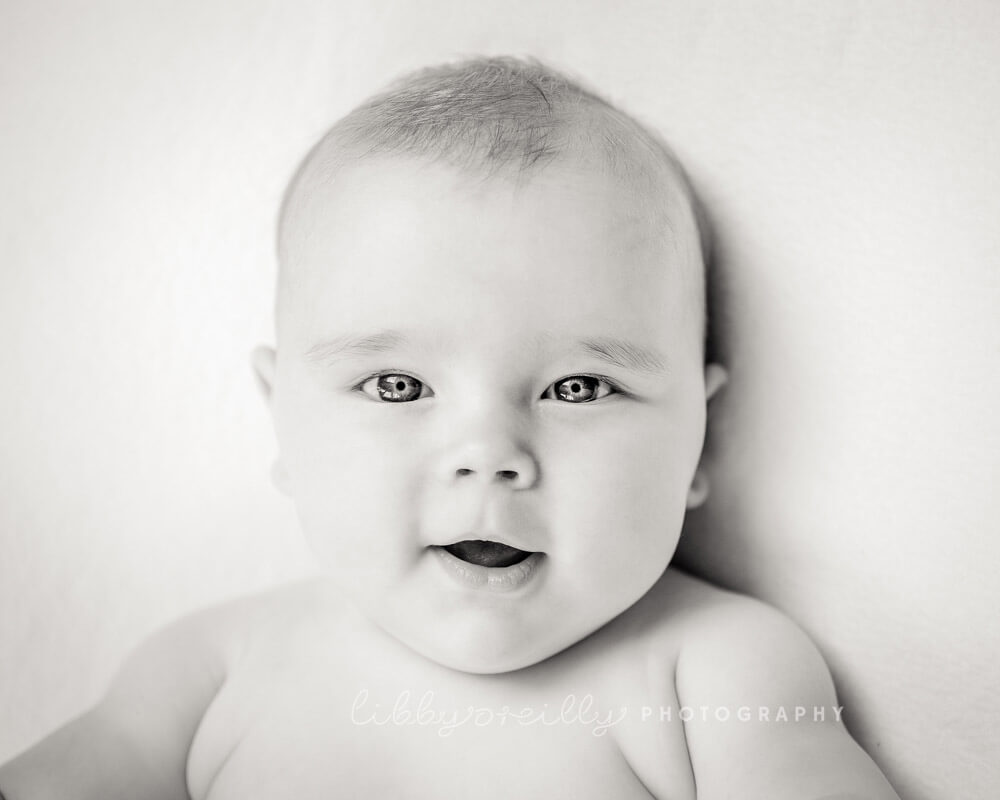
2, 2, 998, 798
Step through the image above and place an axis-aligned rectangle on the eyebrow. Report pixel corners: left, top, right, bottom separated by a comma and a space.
305, 330, 407, 364
577, 337, 668, 375
304, 330, 667, 376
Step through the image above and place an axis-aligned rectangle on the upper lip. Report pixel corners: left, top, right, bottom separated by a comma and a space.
435, 533, 540, 553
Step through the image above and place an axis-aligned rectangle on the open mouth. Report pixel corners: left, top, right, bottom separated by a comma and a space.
443, 539, 534, 568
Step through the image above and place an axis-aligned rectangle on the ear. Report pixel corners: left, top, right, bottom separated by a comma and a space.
251, 345, 277, 403
703, 362, 728, 403
250, 346, 292, 495
686, 362, 728, 509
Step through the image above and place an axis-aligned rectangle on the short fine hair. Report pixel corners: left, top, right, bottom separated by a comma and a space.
277, 56, 714, 358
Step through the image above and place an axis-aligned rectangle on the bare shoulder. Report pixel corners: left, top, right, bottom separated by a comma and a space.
0, 577, 334, 800
598, 566, 755, 655
173, 576, 338, 662
604, 569, 898, 799
658, 570, 899, 799
611, 566, 833, 687
657, 567, 823, 664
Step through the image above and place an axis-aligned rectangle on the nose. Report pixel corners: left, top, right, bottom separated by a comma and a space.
439, 435, 540, 490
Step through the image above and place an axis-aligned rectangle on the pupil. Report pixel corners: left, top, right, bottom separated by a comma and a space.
395, 380, 406, 391
571, 382, 582, 393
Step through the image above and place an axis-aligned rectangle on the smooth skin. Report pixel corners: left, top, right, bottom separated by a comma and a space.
0, 157, 899, 799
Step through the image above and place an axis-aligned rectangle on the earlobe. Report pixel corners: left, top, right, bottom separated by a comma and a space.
686, 363, 727, 509
251, 345, 277, 403
704, 362, 727, 402
686, 471, 710, 509
253, 348, 291, 496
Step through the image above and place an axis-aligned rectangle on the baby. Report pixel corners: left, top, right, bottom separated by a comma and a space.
0, 57, 899, 799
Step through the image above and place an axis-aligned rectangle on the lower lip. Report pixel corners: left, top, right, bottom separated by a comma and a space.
430, 547, 545, 593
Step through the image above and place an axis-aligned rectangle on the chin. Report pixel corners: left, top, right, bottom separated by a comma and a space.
423, 642, 555, 675
388, 618, 565, 675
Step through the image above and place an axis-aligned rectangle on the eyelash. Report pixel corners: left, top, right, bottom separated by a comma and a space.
354, 372, 623, 404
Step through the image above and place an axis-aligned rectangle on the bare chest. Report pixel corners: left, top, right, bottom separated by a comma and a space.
188, 631, 692, 799
199, 702, 657, 799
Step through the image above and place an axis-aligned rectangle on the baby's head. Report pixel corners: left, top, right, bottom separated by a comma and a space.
254, 57, 725, 673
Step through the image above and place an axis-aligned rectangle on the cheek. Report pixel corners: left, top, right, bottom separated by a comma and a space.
280, 406, 422, 572
543, 410, 695, 562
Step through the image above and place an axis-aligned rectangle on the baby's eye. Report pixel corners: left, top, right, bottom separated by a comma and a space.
360, 373, 429, 402
544, 375, 616, 403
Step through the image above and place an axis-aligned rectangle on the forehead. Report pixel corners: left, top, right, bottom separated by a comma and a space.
278, 157, 702, 352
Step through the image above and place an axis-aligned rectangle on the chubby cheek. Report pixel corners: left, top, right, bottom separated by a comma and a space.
279, 402, 423, 586
544, 412, 694, 598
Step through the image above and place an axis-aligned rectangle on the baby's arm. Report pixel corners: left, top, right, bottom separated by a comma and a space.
676, 597, 899, 799
0, 609, 229, 800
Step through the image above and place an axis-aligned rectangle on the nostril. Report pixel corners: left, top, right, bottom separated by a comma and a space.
496, 470, 519, 481
456, 468, 474, 477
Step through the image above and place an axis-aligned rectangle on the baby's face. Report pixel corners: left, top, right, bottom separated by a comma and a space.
262, 156, 715, 673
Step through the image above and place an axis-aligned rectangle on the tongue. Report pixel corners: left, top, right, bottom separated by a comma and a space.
445, 540, 532, 568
